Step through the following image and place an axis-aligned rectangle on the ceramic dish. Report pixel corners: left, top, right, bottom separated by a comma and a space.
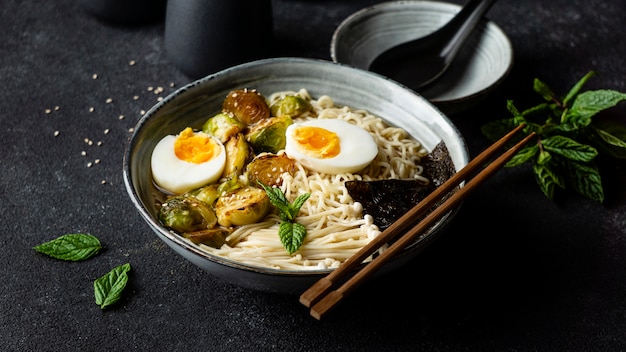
123, 57, 469, 294
331, 0, 513, 114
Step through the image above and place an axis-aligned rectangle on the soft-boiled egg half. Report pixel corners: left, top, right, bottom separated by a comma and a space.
284, 119, 378, 174
151, 127, 226, 194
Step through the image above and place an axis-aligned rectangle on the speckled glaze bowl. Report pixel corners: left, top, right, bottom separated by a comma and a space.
331, 0, 513, 114
123, 58, 469, 294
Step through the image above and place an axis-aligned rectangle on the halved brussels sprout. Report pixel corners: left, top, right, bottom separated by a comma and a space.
183, 228, 230, 248
158, 195, 217, 233
245, 115, 293, 154
270, 95, 312, 118
215, 186, 270, 227
187, 184, 221, 208
202, 112, 246, 143
222, 89, 270, 125
221, 132, 251, 178
246, 153, 296, 187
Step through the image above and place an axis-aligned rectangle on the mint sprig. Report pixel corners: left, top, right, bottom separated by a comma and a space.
482, 70, 626, 202
34, 233, 102, 261
94, 263, 131, 310
258, 181, 310, 254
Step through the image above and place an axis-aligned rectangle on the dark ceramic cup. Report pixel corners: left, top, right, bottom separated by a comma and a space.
164, 0, 274, 79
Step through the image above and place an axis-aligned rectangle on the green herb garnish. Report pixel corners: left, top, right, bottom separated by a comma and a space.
482, 71, 626, 202
258, 181, 310, 254
34, 233, 102, 261
94, 263, 131, 310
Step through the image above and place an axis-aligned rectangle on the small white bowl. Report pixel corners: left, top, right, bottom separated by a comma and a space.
331, 0, 513, 114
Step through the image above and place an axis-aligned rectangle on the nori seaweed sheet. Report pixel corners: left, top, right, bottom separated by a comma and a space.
345, 140, 456, 231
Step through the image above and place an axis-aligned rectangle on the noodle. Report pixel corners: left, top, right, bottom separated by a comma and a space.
198, 89, 429, 270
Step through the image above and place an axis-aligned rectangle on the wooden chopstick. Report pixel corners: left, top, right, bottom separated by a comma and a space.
300, 124, 536, 320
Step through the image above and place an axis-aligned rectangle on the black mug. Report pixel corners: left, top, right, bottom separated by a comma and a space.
164, 0, 274, 79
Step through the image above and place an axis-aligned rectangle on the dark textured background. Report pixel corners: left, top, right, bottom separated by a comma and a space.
2, 0, 625, 351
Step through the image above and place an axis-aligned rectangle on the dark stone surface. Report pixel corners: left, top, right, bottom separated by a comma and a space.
2, 0, 625, 350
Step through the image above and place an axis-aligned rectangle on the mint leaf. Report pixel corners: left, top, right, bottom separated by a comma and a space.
288, 193, 310, 220
258, 181, 310, 254
566, 160, 604, 203
533, 162, 565, 200
34, 233, 102, 261
563, 70, 595, 107
94, 263, 131, 310
278, 222, 307, 255
541, 135, 598, 162
566, 90, 626, 121
534, 78, 557, 102
506, 145, 538, 167
482, 70, 626, 203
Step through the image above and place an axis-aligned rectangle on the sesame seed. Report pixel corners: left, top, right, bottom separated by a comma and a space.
89, 107, 95, 112
147, 86, 154, 91
54, 106, 60, 111
104, 129, 110, 134
87, 162, 93, 168
45, 108, 52, 114
133, 95, 139, 100
54, 131, 60, 136
81, 151, 87, 156
84, 138, 90, 143
97, 141, 103, 146
169, 82, 175, 87
157, 97, 163, 102
105, 98, 113, 104
118, 115, 125, 120
94, 159, 101, 164
92, 73, 98, 79
128, 127, 134, 133
101, 180, 106, 185
140, 110, 146, 115
129, 60, 136, 66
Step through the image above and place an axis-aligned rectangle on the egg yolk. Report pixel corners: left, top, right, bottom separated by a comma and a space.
174, 127, 219, 164
292, 126, 340, 159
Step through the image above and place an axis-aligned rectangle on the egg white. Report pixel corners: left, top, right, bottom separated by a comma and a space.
151, 131, 226, 194
284, 119, 378, 174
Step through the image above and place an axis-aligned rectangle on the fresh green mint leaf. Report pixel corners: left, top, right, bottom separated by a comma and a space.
506, 145, 538, 167
566, 90, 626, 121
288, 193, 310, 220
533, 162, 565, 200
542, 135, 598, 162
34, 233, 102, 261
258, 181, 310, 254
534, 78, 557, 102
94, 263, 131, 310
566, 160, 604, 203
279, 222, 306, 255
590, 125, 626, 159
563, 70, 595, 107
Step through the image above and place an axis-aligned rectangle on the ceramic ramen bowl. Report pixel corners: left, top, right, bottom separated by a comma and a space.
331, 0, 514, 114
123, 57, 469, 294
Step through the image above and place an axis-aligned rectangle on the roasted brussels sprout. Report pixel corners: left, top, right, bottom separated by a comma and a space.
222, 89, 270, 125
187, 184, 221, 207
270, 95, 312, 118
221, 132, 251, 178
246, 153, 296, 187
215, 186, 271, 227
183, 228, 230, 248
158, 195, 217, 233
245, 115, 293, 154
202, 112, 246, 143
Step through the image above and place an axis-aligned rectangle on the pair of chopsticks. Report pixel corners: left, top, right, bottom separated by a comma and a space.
300, 124, 536, 320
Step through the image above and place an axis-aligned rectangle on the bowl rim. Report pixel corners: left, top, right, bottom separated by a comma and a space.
330, 0, 514, 110
123, 57, 469, 278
